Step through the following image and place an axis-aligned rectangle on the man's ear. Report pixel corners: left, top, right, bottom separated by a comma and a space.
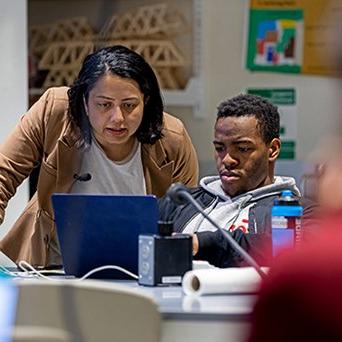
268, 138, 281, 162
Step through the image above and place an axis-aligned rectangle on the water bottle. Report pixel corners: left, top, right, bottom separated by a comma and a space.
271, 190, 303, 257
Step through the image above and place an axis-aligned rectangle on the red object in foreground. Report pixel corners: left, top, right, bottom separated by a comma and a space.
249, 214, 342, 342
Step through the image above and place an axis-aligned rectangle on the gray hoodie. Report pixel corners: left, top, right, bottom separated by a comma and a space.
182, 175, 300, 234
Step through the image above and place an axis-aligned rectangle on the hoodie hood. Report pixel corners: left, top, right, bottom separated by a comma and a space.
200, 175, 301, 204
182, 175, 302, 236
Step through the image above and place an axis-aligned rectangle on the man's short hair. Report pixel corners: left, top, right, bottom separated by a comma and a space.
216, 94, 280, 143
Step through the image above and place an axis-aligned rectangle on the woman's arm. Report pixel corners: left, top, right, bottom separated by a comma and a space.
0, 89, 57, 223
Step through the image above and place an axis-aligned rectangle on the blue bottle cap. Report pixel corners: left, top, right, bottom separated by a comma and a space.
281, 190, 294, 197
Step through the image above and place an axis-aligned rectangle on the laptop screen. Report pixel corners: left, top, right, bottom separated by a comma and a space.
52, 194, 159, 279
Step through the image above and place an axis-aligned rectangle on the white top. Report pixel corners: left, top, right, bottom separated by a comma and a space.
70, 138, 146, 195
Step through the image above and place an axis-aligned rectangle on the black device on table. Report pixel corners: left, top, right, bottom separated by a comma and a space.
138, 221, 193, 286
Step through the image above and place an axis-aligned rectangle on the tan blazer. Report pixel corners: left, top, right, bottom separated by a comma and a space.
0, 87, 198, 266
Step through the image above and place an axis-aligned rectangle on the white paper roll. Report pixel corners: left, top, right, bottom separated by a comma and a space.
182, 267, 265, 296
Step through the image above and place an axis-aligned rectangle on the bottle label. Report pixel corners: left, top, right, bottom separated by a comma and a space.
295, 217, 301, 244
272, 216, 302, 257
271, 216, 288, 229
272, 229, 295, 257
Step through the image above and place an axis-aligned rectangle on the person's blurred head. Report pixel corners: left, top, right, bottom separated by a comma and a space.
214, 94, 281, 197
68, 45, 164, 152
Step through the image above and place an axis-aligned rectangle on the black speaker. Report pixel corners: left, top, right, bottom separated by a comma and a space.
138, 234, 192, 286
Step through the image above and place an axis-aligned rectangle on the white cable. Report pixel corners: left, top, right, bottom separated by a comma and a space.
1, 264, 37, 279
18, 261, 59, 280
78, 265, 138, 280
16, 261, 138, 281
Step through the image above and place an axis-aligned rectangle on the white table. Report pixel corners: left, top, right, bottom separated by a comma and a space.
5, 272, 256, 342
118, 281, 256, 342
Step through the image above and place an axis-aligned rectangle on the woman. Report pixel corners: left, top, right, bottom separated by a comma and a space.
0, 45, 198, 267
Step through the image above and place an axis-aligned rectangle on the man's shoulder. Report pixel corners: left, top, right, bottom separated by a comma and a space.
253, 194, 278, 207
178, 186, 217, 210
252, 194, 317, 223
299, 197, 318, 219
158, 185, 215, 209
253, 194, 316, 208
299, 197, 316, 208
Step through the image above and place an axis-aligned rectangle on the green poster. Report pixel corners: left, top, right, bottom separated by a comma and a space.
247, 9, 304, 73
247, 88, 297, 160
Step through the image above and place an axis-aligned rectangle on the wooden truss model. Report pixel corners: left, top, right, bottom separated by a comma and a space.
99, 3, 187, 39
103, 40, 185, 67
32, 4, 188, 90
39, 42, 94, 88
104, 39, 186, 89
30, 17, 94, 58
39, 39, 185, 89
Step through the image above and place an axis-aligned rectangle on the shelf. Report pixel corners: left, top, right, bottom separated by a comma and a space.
29, 0, 206, 118
31, 76, 205, 119
162, 77, 205, 118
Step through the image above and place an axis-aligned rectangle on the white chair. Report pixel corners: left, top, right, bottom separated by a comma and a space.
3, 326, 72, 342
14, 280, 161, 342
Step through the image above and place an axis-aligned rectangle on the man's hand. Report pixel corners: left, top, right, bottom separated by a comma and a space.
172, 232, 199, 256
192, 233, 199, 256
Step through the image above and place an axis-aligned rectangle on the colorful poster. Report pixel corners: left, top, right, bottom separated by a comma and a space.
247, 88, 297, 160
247, 0, 342, 76
247, 9, 303, 73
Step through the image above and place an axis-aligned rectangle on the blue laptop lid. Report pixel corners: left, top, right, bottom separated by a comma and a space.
52, 194, 159, 279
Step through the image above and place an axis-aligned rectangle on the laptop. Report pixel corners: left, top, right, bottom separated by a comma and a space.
52, 194, 159, 279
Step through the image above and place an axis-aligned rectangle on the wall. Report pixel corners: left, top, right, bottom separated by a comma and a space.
169, 0, 340, 178
0, 1, 28, 266
28, 0, 339, 176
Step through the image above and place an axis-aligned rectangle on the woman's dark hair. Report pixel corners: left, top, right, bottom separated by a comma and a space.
216, 94, 280, 144
68, 45, 164, 148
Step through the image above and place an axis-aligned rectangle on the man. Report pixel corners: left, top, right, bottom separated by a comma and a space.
159, 94, 315, 268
